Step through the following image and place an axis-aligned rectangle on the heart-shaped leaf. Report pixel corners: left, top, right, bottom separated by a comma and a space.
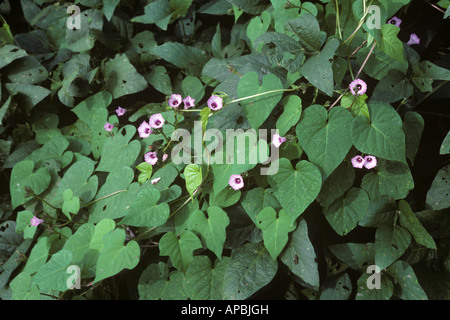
375, 224, 411, 270
159, 230, 202, 273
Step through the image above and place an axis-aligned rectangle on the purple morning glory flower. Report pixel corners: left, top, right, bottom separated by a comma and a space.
229, 174, 244, 190
363, 155, 377, 169
138, 121, 152, 138
183, 96, 196, 109
116, 107, 126, 117
104, 122, 114, 132
149, 113, 165, 129
272, 133, 287, 148
144, 151, 158, 165
351, 155, 365, 169
207, 95, 223, 111
407, 33, 420, 46
168, 94, 183, 108
349, 79, 367, 96
387, 16, 402, 27
30, 216, 44, 227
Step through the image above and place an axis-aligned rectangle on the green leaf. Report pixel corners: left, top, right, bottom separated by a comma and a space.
62, 189, 80, 219
398, 200, 437, 249
184, 255, 230, 300
188, 207, 230, 259
10, 273, 40, 300
184, 164, 202, 198
410, 60, 450, 92
236, 71, 283, 129
341, 93, 370, 119
426, 164, 450, 210
65, 9, 103, 52
10, 160, 51, 209
15, 210, 38, 239
94, 229, 140, 283
240, 187, 281, 223
132, 0, 173, 30
96, 125, 141, 173
5, 83, 50, 110
351, 101, 406, 163
285, 13, 322, 53
355, 271, 394, 300
0, 45, 28, 69
403, 112, 424, 164
62, 222, 95, 266
102, 0, 120, 21
256, 207, 296, 260
104, 54, 148, 99
159, 231, 202, 273
226, 0, 271, 14
22, 236, 51, 275
209, 187, 241, 208
374, 225, 411, 270
145, 65, 172, 96
280, 218, 320, 288
136, 162, 153, 185
276, 95, 302, 136
358, 195, 397, 228
317, 162, 355, 209
361, 159, 414, 200
121, 187, 170, 227
300, 37, 340, 96
223, 242, 278, 299
33, 249, 73, 291
323, 188, 370, 236
380, 24, 404, 62
329, 243, 375, 270
372, 69, 413, 103
319, 272, 352, 300
387, 260, 428, 300
297, 105, 353, 177
268, 158, 322, 222
138, 262, 187, 300
247, 11, 271, 48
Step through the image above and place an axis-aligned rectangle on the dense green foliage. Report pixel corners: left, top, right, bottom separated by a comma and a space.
0, 0, 449, 300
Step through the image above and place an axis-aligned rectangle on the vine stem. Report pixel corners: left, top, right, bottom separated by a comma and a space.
227, 87, 298, 105
84, 190, 127, 207
415, 80, 449, 107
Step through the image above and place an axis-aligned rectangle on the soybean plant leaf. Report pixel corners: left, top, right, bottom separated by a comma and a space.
387, 260, 428, 300
138, 262, 187, 300
33, 249, 73, 291
223, 242, 277, 299
426, 164, 450, 210
351, 102, 406, 163
300, 37, 340, 96
297, 105, 353, 177
159, 231, 202, 273
184, 255, 230, 300
188, 206, 230, 259
268, 158, 322, 222
121, 187, 170, 227
10, 160, 51, 209
94, 229, 140, 283
276, 95, 302, 136
236, 71, 283, 129
323, 188, 369, 236
184, 164, 202, 198
281, 219, 320, 288
374, 225, 411, 270
104, 54, 148, 99
398, 200, 437, 249
96, 125, 141, 173
361, 159, 414, 200
256, 207, 296, 260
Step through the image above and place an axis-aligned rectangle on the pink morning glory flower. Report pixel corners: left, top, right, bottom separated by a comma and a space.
162, 153, 168, 162
229, 174, 244, 190
272, 133, 287, 148
30, 216, 44, 227
407, 33, 420, 46
351, 155, 365, 169
349, 79, 367, 96
207, 95, 223, 111
363, 155, 377, 169
144, 151, 158, 165
138, 121, 152, 138
149, 113, 165, 129
168, 94, 183, 108
183, 96, 196, 109
116, 107, 126, 117
387, 16, 402, 27
104, 122, 114, 132
151, 177, 161, 184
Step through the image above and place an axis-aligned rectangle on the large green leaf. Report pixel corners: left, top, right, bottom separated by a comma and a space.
240, 187, 281, 223
187, 206, 230, 259
387, 260, 428, 300
159, 231, 202, 273
33, 249, 73, 291
374, 225, 411, 270
236, 71, 283, 129
285, 13, 321, 53
268, 158, 322, 222
403, 112, 424, 165
10, 160, 51, 209
10, 273, 40, 300
131, 0, 173, 30
138, 262, 187, 300
329, 243, 374, 270
223, 242, 278, 299
276, 95, 302, 136
323, 188, 369, 236
425, 164, 450, 210
380, 24, 404, 62
355, 271, 394, 300
184, 164, 202, 198
351, 101, 406, 163
317, 162, 355, 209
94, 229, 140, 283
297, 105, 353, 177
410, 60, 450, 92
22, 236, 51, 275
